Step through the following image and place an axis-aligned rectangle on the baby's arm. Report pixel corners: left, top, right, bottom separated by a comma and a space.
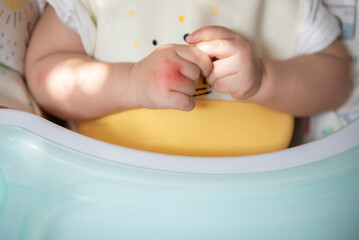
25, 5, 212, 121
187, 26, 351, 116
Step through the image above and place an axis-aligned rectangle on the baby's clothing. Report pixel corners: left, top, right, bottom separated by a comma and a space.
45, 0, 340, 58
0, 0, 43, 114
43, 0, 343, 155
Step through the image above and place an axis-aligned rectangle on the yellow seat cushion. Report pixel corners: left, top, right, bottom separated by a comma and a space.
76, 100, 294, 157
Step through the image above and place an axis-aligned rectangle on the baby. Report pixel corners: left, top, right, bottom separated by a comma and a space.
25, 0, 352, 155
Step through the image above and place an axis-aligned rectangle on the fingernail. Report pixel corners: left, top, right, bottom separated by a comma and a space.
184, 33, 190, 42
185, 33, 196, 43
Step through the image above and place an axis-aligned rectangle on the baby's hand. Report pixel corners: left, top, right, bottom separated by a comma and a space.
129, 44, 212, 110
186, 26, 263, 100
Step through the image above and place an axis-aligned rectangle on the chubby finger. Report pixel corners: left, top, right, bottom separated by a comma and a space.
186, 25, 239, 44
175, 45, 213, 77
169, 76, 197, 97
177, 58, 201, 82
153, 61, 196, 96
206, 56, 240, 85
211, 73, 261, 100
195, 38, 249, 59
210, 74, 239, 94
165, 91, 195, 111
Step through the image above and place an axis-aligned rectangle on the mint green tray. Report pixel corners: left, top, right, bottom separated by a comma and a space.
0, 110, 358, 239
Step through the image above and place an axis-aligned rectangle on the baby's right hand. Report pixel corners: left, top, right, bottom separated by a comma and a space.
129, 44, 212, 111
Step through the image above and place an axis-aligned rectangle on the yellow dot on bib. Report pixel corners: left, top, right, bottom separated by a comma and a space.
129, 10, 135, 17
1, 0, 28, 11
211, 5, 220, 16
133, 41, 140, 49
178, 13, 186, 23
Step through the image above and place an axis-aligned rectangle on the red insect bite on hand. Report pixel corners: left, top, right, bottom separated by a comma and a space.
153, 59, 185, 90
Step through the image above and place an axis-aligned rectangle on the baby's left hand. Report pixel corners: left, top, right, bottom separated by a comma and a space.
186, 26, 263, 100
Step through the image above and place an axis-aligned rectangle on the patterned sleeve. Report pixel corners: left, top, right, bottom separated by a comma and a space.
294, 0, 341, 56
45, 0, 96, 56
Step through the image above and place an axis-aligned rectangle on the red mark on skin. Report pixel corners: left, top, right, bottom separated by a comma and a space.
153, 59, 184, 89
